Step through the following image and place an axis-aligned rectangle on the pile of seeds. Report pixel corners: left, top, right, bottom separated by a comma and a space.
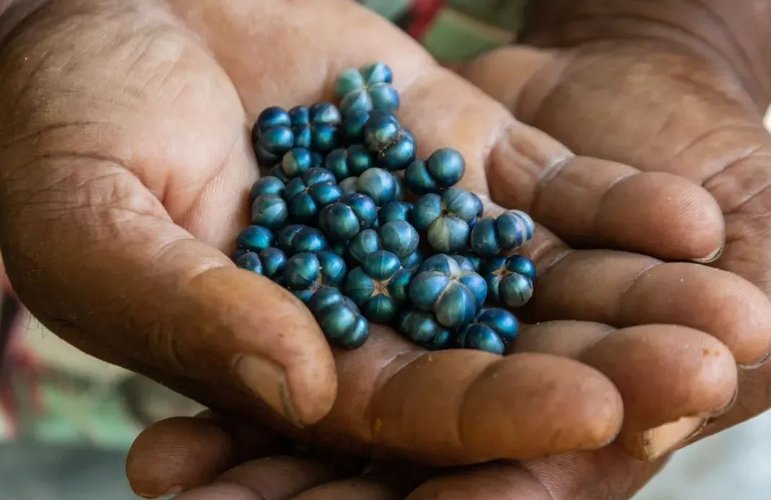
233, 62, 536, 354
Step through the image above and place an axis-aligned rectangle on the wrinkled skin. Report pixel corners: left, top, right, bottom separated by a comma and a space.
2, 1, 771, 498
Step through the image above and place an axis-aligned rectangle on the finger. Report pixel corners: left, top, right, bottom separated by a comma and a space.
173, 0, 723, 261
0, 1, 337, 426
406, 463, 552, 500
528, 250, 771, 366
516, 321, 737, 460
292, 478, 402, 500
126, 415, 286, 498
298, 326, 623, 464
410, 446, 667, 500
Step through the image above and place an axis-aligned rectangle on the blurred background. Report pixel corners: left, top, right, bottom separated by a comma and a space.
1, 306, 771, 500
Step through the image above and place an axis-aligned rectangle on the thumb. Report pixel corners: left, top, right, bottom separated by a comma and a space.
0, 158, 336, 426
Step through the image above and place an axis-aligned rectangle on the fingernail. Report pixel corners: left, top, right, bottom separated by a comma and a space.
738, 345, 771, 370
692, 243, 724, 264
629, 416, 706, 461
233, 354, 301, 427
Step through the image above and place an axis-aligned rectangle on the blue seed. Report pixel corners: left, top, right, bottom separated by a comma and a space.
469, 218, 500, 257
434, 281, 477, 328
256, 106, 291, 130
427, 216, 470, 253
319, 203, 360, 241
259, 125, 294, 155
308, 287, 346, 317
340, 110, 370, 144
377, 130, 416, 171
506, 255, 537, 281
320, 302, 358, 340
283, 252, 320, 289
340, 89, 372, 115
463, 324, 505, 354
340, 193, 378, 229
348, 229, 381, 264
379, 201, 413, 225
237, 225, 274, 252
387, 267, 414, 303
400, 250, 422, 271
310, 102, 342, 125
379, 220, 419, 259
412, 194, 443, 231
287, 192, 319, 224
289, 106, 310, 125
443, 188, 483, 223
236, 251, 263, 275
258, 247, 287, 279
291, 227, 328, 254
339, 177, 358, 195
409, 271, 451, 311
357, 168, 396, 204
276, 224, 305, 252
336, 68, 366, 97
250, 176, 286, 201
458, 272, 488, 306
269, 165, 291, 183
360, 62, 393, 84
397, 310, 452, 350
405, 159, 439, 194
362, 294, 398, 323
427, 148, 465, 188
361, 250, 402, 280
251, 194, 288, 229
419, 254, 461, 275
280, 148, 313, 178
364, 111, 400, 151
344, 267, 377, 305
316, 251, 347, 287
337, 314, 369, 349
368, 82, 400, 112
476, 308, 519, 343
500, 273, 533, 308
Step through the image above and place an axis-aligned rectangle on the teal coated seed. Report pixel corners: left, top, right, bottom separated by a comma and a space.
379, 220, 419, 259
319, 203, 361, 241
344, 250, 410, 323
339, 193, 378, 229
325, 145, 373, 180
379, 201, 413, 225
413, 188, 484, 253
408, 271, 451, 311
475, 308, 519, 343
250, 176, 286, 201
400, 250, 423, 271
462, 324, 505, 354
251, 194, 288, 229
480, 255, 536, 307
285, 167, 342, 223
348, 229, 381, 264
283, 252, 321, 289
258, 247, 287, 279
276, 225, 328, 255
280, 148, 313, 178
356, 168, 397, 204
470, 210, 536, 257
397, 310, 453, 350
340, 109, 370, 144
269, 165, 291, 183
405, 148, 465, 194
236, 251, 263, 275
339, 177, 358, 196
336, 62, 399, 114
237, 225, 275, 252
363, 112, 415, 170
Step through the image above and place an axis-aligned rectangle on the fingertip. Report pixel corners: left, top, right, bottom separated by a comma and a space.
597, 172, 725, 261
126, 417, 235, 498
191, 267, 338, 426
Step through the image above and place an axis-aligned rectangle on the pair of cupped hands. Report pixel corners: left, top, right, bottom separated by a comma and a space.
2, 0, 771, 498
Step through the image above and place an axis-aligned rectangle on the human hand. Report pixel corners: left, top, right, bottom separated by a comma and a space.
125, 414, 663, 499
464, 0, 771, 450
0, 0, 765, 468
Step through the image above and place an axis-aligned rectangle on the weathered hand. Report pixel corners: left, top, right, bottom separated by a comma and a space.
125, 414, 662, 499
0, 0, 765, 473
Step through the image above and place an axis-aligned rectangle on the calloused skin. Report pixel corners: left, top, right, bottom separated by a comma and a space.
1, 0, 771, 498
124, 1, 771, 499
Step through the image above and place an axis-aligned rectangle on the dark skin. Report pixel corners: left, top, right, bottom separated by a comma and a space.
126, 1, 771, 499
1, 0, 771, 498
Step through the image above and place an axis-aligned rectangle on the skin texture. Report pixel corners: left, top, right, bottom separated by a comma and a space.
1, 0, 771, 495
